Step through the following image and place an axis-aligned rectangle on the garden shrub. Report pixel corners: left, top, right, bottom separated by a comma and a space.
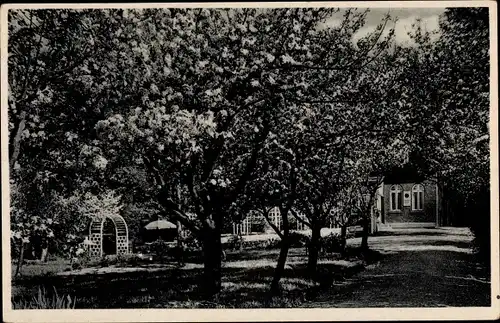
115, 254, 142, 267
183, 234, 202, 252
82, 254, 145, 267
70, 262, 82, 270
149, 240, 170, 260
165, 234, 202, 261
69, 248, 91, 270
288, 231, 311, 248
319, 233, 343, 254
264, 238, 282, 249
243, 237, 281, 250
226, 234, 244, 250
134, 244, 152, 255
76, 253, 151, 268
99, 255, 113, 267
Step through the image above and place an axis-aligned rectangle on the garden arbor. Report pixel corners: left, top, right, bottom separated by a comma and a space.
88, 215, 129, 257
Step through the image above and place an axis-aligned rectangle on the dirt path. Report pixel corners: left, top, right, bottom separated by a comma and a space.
305, 227, 491, 307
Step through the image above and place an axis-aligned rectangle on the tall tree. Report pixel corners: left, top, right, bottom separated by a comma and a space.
245, 8, 401, 287
8, 9, 114, 272
288, 19, 412, 276
95, 8, 346, 296
403, 8, 490, 257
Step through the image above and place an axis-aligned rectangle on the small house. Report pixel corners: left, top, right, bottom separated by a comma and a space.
376, 166, 439, 230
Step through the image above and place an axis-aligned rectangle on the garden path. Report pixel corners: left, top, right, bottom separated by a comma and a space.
305, 227, 491, 307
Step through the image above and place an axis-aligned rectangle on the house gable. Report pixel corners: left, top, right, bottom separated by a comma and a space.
380, 165, 438, 227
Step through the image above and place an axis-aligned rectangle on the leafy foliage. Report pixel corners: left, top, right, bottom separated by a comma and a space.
12, 286, 77, 309
404, 8, 489, 197
319, 233, 344, 254
402, 8, 490, 256
8, 7, 490, 292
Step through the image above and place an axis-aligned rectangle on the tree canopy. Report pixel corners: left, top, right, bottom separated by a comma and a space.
8, 7, 491, 292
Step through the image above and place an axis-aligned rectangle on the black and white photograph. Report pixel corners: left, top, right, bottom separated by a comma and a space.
1, 1, 498, 322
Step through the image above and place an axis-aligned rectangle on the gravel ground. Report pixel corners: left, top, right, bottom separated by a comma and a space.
304, 227, 491, 307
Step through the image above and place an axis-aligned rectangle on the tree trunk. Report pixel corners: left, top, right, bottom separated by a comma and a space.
307, 224, 321, 278
40, 248, 48, 262
340, 225, 348, 257
9, 111, 27, 170
269, 206, 291, 296
176, 220, 184, 265
15, 240, 25, 277
238, 232, 243, 251
438, 181, 446, 226
361, 216, 369, 251
270, 238, 290, 296
201, 226, 222, 297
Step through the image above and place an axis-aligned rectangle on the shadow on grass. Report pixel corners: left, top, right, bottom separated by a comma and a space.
369, 239, 473, 250
224, 247, 309, 262
12, 248, 379, 309
426, 240, 472, 249
373, 231, 455, 237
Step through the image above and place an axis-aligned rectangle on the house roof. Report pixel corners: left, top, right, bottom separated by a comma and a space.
382, 164, 427, 184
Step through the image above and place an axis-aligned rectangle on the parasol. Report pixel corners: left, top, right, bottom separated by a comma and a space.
144, 220, 177, 230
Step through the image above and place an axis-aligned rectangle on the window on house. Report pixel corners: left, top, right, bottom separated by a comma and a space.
412, 184, 424, 211
390, 185, 402, 211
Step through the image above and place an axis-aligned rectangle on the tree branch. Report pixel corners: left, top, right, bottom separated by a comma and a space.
142, 155, 165, 187
185, 164, 205, 219
290, 208, 312, 229
157, 197, 201, 236
260, 207, 284, 240
230, 110, 271, 202
9, 110, 27, 170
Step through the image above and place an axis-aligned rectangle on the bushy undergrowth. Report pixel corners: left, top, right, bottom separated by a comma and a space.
223, 231, 344, 255
134, 237, 201, 261
241, 237, 282, 250
181, 234, 203, 255
226, 234, 244, 250
101, 254, 145, 267
64, 230, 347, 271
68, 253, 148, 270
467, 197, 490, 265
319, 233, 344, 254
12, 286, 76, 309
288, 231, 310, 248
148, 240, 171, 260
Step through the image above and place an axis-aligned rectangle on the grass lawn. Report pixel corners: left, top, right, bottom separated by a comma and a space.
11, 229, 367, 309
11, 247, 376, 309
12, 228, 487, 308
11, 258, 72, 278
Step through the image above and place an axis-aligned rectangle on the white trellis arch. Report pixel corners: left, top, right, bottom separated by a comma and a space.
88, 215, 129, 257
269, 207, 282, 231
